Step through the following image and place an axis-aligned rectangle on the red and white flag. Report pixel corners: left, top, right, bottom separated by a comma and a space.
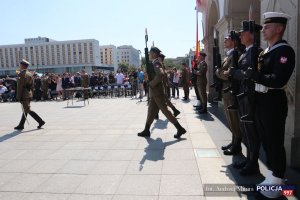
196, 0, 201, 12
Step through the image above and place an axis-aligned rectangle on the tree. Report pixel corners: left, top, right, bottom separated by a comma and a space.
118, 62, 129, 73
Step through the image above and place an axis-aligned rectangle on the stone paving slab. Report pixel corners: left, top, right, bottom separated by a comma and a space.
0, 91, 297, 200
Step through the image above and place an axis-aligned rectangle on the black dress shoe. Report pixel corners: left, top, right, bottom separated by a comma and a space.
173, 109, 180, 117
195, 106, 202, 111
221, 142, 232, 151
233, 159, 248, 169
137, 130, 150, 137
174, 128, 186, 139
223, 145, 241, 156
198, 109, 207, 114
14, 125, 24, 130
239, 161, 259, 176
37, 121, 45, 129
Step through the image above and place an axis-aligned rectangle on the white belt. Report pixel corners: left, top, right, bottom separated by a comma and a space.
255, 83, 287, 93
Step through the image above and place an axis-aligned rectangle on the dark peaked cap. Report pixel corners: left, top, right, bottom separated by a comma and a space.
158, 53, 165, 59
150, 47, 161, 54
239, 21, 262, 33
200, 52, 207, 57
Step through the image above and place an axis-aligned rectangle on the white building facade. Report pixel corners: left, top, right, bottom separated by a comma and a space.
116, 45, 141, 68
0, 37, 100, 75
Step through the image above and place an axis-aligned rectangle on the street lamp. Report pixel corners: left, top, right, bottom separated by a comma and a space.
138, 50, 142, 67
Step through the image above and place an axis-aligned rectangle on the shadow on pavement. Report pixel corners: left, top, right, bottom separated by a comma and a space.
0, 130, 23, 142
139, 137, 185, 171
151, 118, 168, 131
63, 106, 85, 108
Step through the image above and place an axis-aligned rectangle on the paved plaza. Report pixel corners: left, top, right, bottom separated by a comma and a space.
0, 91, 298, 200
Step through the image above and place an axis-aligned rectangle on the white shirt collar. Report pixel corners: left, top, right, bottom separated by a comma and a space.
245, 44, 253, 52
226, 48, 234, 56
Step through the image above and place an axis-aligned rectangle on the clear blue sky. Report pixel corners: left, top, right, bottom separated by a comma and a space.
0, 0, 203, 58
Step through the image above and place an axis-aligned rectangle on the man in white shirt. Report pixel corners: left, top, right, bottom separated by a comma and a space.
0, 82, 8, 94
115, 70, 125, 85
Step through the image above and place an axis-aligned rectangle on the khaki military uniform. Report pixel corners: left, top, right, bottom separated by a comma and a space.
81, 73, 90, 99
146, 58, 178, 125
181, 66, 190, 99
195, 61, 208, 110
17, 70, 34, 113
215, 51, 242, 143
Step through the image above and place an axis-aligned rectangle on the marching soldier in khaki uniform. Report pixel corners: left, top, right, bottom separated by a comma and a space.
138, 47, 186, 139
81, 69, 90, 99
180, 63, 190, 101
216, 33, 242, 156
14, 59, 45, 130
195, 52, 208, 113
157, 53, 180, 117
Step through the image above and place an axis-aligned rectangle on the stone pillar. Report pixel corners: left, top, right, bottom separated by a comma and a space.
291, 0, 300, 169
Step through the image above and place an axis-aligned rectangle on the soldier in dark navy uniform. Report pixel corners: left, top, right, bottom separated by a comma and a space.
247, 12, 295, 199
14, 60, 45, 130
230, 21, 262, 176
137, 47, 186, 139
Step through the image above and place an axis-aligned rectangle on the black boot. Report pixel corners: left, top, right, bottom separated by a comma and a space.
198, 108, 207, 114
223, 143, 242, 155
221, 142, 232, 151
29, 111, 45, 129
14, 113, 27, 130
239, 160, 260, 176
173, 123, 186, 139
154, 113, 159, 120
233, 159, 248, 169
172, 108, 180, 117
137, 124, 151, 137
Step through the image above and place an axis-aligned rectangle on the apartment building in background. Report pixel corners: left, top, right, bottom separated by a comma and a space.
116, 45, 141, 68
0, 37, 141, 76
99, 45, 118, 71
0, 37, 100, 75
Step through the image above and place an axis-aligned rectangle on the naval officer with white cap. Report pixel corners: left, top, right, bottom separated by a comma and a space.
245, 12, 295, 199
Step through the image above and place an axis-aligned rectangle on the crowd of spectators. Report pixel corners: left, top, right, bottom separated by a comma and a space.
0, 65, 188, 103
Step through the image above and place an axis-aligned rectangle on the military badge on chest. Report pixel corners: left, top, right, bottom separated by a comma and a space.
280, 56, 287, 64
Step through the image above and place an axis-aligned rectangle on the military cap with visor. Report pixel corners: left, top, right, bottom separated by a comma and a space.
239, 21, 262, 33
150, 47, 161, 54
20, 59, 30, 67
263, 12, 291, 25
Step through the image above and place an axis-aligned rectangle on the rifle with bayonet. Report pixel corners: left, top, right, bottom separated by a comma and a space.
210, 37, 222, 101
144, 28, 155, 103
